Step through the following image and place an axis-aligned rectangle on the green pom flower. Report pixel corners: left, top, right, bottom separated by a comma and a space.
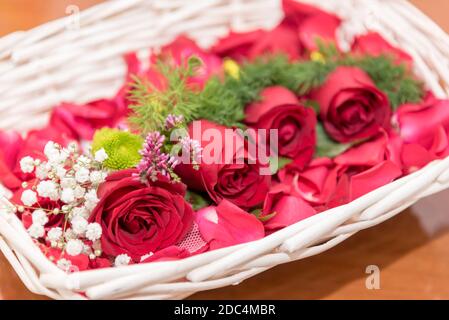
92, 128, 144, 170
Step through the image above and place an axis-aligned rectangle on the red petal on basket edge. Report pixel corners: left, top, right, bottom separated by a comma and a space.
262, 184, 317, 232
351, 32, 413, 67
298, 12, 341, 51
50, 99, 126, 141
195, 200, 265, 250
141, 246, 191, 263
350, 160, 403, 200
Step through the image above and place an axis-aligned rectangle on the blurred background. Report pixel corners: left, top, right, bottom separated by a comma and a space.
1, 0, 449, 300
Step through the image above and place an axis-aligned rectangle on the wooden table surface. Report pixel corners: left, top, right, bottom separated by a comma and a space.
1, 0, 449, 300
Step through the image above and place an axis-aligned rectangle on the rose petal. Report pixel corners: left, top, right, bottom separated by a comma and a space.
350, 160, 402, 200
196, 200, 265, 250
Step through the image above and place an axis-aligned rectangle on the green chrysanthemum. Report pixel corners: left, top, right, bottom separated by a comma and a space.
92, 128, 144, 170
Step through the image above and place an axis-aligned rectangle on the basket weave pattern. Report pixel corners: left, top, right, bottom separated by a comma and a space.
1, 0, 449, 299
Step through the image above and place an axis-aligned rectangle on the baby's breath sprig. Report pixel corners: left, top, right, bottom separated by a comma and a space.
15, 141, 109, 270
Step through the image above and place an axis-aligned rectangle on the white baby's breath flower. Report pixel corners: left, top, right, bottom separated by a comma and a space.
71, 216, 88, 235
47, 227, 63, 241
114, 254, 131, 267
75, 167, 90, 183
21, 190, 37, 206
61, 188, 75, 204
84, 191, 99, 211
85, 223, 102, 241
83, 244, 92, 255
65, 239, 84, 256
77, 155, 91, 167
28, 224, 45, 239
44, 141, 59, 159
85, 189, 98, 203
73, 185, 85, 198
20, 156, 35, 173
32, 209, 48, 226
35, 164, 50, 180
37, 180, 59, 201
60, 177, 76, 189
55, 166, 67, 179
64, 228, 76, 241
94, 148, 108, 163
67, 142, 78, 153
72, 206, 89, 219
90, 171, 106, 185
58, 149, 70, 163
84, 189, 99, 210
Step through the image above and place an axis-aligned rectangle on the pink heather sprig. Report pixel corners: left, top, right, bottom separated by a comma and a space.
165, 114, 184, 130
180, 136, 202, 170
138, 131, 179, 183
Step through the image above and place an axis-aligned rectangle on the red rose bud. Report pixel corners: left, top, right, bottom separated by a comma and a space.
245, 86, 316, 168
312, 66, 391, 143
351, 32, 413, 68
89, 169, 194, 262
175, 120, 272, 210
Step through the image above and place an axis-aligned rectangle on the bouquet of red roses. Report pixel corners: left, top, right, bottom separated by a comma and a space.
0, 0, 445, 273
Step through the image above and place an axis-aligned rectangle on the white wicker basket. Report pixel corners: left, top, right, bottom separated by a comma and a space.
1, 0, 449, 300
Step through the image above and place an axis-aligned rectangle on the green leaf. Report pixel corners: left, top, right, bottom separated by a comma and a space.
269, 156, 292, 175
251, 209, 277, 222
185, 190, 210, 211
315, 123, 351, 158
128, 46, 424, 134
304, 100, 320, 114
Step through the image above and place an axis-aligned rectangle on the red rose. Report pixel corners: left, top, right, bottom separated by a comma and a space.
211, 25, 302, 61
312, 66, 391, 143
89, 169, 194, 261
245, 86, 316, 167
351, 32, 413, 67
176, 120, 271, 210
262, 184, 316, 233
